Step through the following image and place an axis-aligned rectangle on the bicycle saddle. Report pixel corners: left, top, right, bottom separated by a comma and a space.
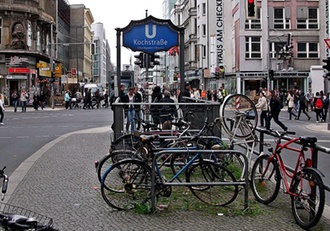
299, 136, 317, 146
139, 134, 159, 143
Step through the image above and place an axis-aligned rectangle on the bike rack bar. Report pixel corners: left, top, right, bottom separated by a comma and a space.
150, 149, 249, 213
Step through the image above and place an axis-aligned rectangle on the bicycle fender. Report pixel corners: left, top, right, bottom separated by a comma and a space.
303, 167, 325, 178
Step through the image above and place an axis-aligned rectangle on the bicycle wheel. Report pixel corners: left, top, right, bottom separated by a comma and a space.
220, 94, 257, 138
101, 159, 152, 211
187, 160, 238, 206
97, 149, 147, 186
250, 154, 281, 204
291, 169, 325, 230
111, 133, 142, 151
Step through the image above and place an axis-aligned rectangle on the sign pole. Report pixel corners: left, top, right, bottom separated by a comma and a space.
50, 23, 55, 109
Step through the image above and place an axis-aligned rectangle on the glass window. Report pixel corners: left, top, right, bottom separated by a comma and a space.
245, 37, 261, 59
297, 42, 318, 58
297, 8, 318, 29
0, 18, 2, 44
274, 8, 290, 29
245, 8, 261, 30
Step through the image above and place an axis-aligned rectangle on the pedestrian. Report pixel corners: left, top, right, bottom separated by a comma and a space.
322, 93, 329, 122
159, 90, 177, 125
39, 91, 46, 110
266, 90, 288, 131
179, 83, 191, 102
20, 88, 28, 112
102, 90, 109, 108
93, 89, 101, 108
255, 91, 268, 127
286, 89, 298, 120
151, 86, 163, 125
83, 89, 93, 109
125, 87, 136, 133
33, 93, 39, 110
133, 86, 142, 131
64, 90, 71, 109
313, 92, 324, 123
0, 94, 5, 125
305, 89, 312, 111
11, 90, 19, 112
296, 91, 311, 121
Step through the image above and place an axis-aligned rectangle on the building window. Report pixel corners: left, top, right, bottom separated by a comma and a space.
202, 24, 206, 36
245, 37, 261, 59
202, 45, 206, 58
297, 8, 318, 29
0, 18, 2, 44
245, 8, 261, 30
202, 3, 206, 15
297, 42, 318, 58
274, 8, 290, 29
36, 28, 41, 51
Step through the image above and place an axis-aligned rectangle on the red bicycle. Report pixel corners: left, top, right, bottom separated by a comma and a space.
250, 130, 325, 230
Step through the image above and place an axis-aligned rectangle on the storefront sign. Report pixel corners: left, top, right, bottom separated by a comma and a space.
216, 0, 224, 66
8, 68, 30, 73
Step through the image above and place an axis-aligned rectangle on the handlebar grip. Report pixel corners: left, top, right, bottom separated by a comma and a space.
2, 176, 8, 194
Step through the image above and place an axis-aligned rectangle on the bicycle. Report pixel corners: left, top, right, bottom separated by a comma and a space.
0, 167, 58, 231
100, 149, 239, 211
95, 118, 192, 185
250, 130, 325, 230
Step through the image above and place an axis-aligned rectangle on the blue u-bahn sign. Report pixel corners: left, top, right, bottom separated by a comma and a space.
122, 15, 180, 54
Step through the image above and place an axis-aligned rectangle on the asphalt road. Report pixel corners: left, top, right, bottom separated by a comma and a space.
0, 107, 112, 176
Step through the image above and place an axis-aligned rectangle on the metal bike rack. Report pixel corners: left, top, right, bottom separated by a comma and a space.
150, 149, 249, 213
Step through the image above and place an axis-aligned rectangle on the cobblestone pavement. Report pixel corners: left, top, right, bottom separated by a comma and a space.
3, 124, 330, 230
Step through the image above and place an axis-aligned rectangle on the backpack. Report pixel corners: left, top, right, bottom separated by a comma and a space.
315, 98, 323, 109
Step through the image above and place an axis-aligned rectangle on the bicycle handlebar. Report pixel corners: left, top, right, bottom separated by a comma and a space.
0, 166, 8, 200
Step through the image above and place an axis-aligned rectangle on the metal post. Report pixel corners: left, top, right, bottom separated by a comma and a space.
50, 23, 55, 109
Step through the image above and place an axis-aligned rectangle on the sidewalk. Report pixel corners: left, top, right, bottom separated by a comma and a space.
3, 124, 330, 230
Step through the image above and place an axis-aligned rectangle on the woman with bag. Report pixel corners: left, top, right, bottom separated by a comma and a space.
286, 89, 297, 120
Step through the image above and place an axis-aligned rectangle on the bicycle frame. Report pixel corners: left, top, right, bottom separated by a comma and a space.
266, 136, 312, 195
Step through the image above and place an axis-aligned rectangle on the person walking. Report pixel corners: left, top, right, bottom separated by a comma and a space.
296, 91, 311, 121
286, 89, 297, 120
151, 86, 163, 125
313, 92, 324, 123
322, 93, 329, 122
20, 88, 28, 112
159, 90, 177, 125
255, 91, 268, 127
266, 90, 288, 131
102, 90, 109, 108
64, 90, 72, 109
39, 91, 46, 110
125, 87, 136, 133
11, 90, 19, 112
0, 94, 5, 125
83, 89, 93, 109
33, 93, 39, 110
133, 87, 142, 131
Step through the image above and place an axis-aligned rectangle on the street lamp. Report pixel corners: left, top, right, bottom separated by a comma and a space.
50, 23, 55, 109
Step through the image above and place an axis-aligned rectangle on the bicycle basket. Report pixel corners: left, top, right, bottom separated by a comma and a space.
0, 202, 53, 230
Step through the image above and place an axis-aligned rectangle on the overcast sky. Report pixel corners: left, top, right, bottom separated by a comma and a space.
68, 0, 163, 67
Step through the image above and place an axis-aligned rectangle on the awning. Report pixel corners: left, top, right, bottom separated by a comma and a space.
6, 75, 27, 80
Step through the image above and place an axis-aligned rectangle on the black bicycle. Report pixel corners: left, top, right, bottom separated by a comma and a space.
0, 167, 58, 231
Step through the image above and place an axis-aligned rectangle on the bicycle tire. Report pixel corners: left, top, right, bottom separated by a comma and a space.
291, 168, 325, 230
97, 149, 146, 186
101, 159, 152, 211
186, 160, 239, 206
250, 154, 281, 204
220, 94, 258, 138
111, 133, 142, 151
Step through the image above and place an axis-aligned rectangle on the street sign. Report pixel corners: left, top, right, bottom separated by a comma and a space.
122, 15, 180, 54
71, 68, 77, 76
324, 38, 330, 49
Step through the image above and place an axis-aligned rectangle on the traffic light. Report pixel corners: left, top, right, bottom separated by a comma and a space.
49, 72, 56, 83
269, 69, 274, 81
148, 53, 160, 68
246, 0, 256, 19
322, 57, 330, 72
134, 52, 144, 68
